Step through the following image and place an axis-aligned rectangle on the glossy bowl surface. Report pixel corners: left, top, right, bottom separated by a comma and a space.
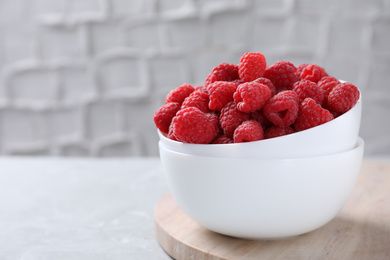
158, 137, 364, 239
158, 98, 361, 159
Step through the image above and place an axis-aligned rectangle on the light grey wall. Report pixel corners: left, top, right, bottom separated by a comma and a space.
0, 0, 389, 157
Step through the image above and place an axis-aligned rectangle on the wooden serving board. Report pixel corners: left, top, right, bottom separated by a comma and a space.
154, 161, 390, 260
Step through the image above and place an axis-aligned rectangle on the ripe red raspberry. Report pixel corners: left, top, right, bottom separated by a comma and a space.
330, 110, 343, 118
167, 124, 179, 141
294, 98, 334, 131
238, 52, 267, 82
165, 83, 195, 105
212, 135, 233, 144
207, 81, 237, 111
181, 87, 211, 113
300, 64, 328, 83
318, 76, 340, 108
251, 110, 273, 130
327, 82, 360, 113
170, 107, 217, 144
253, 77, 276, 96
220, 101, 250, 137
264, 61, 299, 92
233, 120, 264, 143
263, 90, 299, 127
205, 63, 239, 88
232, 79, 244, 85
205, 112, 222, 137
233, 82, 272, 113
264, 125, 295, 139
292, 79, 324, 104
295, 63, 309, 78
153, 102, 181, 134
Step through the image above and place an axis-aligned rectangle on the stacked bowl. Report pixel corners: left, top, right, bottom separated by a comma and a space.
158, 98, 363, 240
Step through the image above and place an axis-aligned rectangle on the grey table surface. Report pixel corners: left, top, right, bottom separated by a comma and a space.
0, 157, 171, 260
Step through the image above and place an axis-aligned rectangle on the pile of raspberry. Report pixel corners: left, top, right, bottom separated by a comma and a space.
154, 52, 360, 144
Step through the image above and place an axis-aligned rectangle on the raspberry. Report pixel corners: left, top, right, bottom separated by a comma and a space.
205, 63, 239, 88
167, 125, 179, 141
220, 101, 250, 137
317, 76, 340, 108
181, 87, 211, 113
212, 135, 233, 144
300, 64, 328, 83
292, 79, 324, 104
295, 63, 309, 78
170, 107, 217, 144
263, 90, 299, 127
232, 79, 244, 85
264, 125, 295, 139
327, 82, 360, 113
233, 120, 264, 143
251, 110, 273, 130
253, 77, 276, 96
205, 112, 222, 137
165, 83, 195, 105
207, 81, 237, 111
153, 102, 181, 134
330, 110, 343, 118
233, 82, 272, 113
294, 98, 334, 131
264, 61, 299, 92
238, 52, 267, 82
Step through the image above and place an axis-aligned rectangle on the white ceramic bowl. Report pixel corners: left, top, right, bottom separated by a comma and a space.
158, 137, 364, 239
158, 97, 361, 159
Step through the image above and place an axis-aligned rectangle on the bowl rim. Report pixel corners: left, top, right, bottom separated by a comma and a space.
159, 136, 364, 161
158, 96, 362, 148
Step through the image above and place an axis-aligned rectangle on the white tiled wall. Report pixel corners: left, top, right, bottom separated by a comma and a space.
0, 0, 389, 157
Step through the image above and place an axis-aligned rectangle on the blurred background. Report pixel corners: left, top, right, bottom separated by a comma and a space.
0, 0, 389, 157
